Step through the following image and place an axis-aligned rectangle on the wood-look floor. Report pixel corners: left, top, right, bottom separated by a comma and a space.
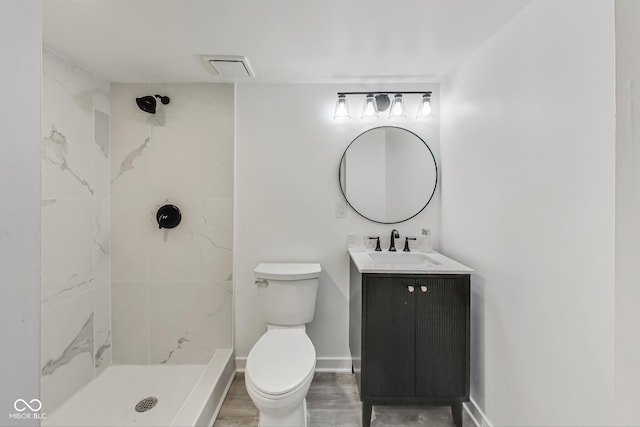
213, 373, 474, 427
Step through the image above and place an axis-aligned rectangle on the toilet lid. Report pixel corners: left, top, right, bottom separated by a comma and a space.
254, 263, 321, 281
246, 329, 316, 396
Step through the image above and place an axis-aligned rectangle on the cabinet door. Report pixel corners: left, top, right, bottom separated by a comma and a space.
414, 276, 469, 398
363, 276, 415, 397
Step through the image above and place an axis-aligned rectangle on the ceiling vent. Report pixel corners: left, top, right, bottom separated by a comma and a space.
203, 55, 254, 78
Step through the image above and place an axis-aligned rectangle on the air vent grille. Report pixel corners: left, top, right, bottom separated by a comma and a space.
202, 55, 254, 78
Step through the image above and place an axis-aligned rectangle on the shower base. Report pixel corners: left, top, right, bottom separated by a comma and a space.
43, 349, 234, 427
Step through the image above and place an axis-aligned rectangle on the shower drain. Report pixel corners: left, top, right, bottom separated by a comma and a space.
135, 397, 158, 413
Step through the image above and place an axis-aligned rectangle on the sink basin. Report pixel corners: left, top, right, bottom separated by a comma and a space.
368, 251, 441, 266
348, 247, 473, 274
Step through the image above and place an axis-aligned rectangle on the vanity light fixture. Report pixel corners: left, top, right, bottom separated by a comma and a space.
361, 94, 379, 119
334, 94, 351, 119
334, 91, 432, 120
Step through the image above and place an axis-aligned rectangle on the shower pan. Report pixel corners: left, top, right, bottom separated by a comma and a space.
43, 353, 234, 427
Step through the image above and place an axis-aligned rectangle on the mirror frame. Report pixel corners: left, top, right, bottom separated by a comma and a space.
338, 126, 438, 224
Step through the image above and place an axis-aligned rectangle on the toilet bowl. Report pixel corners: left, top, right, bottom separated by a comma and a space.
245, 328, 316, 427
245, 263, 321, 427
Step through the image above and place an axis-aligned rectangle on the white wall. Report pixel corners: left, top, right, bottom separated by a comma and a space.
235, 84, 440, 369
441, 1, 615, 425
40, 49, 112, 414
614, 1, 640, 425
110, 84, 234, 365
0, 2, 42, 425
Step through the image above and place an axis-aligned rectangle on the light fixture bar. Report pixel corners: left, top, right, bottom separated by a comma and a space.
334, 91, 432, 120
337, 91, 432, 96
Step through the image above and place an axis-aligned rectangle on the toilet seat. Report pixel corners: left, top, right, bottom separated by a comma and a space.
245, 367, 314, 405
246, 329, 316, 397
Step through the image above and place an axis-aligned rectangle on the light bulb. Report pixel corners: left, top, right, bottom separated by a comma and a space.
361, 94, 379, 119
417, 94, 432, 118
334, 94, 350, 120
388, 94, 406, 119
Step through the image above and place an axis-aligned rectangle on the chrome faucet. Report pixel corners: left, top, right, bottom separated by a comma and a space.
389, 229, 400, 251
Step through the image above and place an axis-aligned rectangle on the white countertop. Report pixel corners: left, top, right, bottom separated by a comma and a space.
348, 248, 473, 275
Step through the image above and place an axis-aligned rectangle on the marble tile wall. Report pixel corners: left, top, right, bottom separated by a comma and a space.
110, 84, 234, 365
40, 49, 111, 414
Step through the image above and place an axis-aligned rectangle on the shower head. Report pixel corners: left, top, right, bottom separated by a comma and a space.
135, 95, 170, 115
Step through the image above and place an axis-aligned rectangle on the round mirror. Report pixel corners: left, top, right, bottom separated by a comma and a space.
339, 126, 437, 224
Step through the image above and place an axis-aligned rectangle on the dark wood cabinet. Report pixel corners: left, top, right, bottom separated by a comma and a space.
349, 261, 470, 427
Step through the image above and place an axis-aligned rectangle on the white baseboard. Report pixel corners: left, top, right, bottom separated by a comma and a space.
464, 398, 494, 427
314, 357, 353, 372
235, 357, 246, 372
235, 357, 352, 373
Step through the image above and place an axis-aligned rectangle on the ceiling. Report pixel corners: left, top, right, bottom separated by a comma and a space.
43, 0, 532, 84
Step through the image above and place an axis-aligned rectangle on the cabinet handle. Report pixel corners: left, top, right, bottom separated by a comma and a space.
421, 285, 427, 293
407, 285, 415, 293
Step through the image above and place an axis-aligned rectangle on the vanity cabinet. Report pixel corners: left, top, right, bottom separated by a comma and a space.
349, 263, 470, 427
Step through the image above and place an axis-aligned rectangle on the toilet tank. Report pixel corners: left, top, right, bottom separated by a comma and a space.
254, 263, 321, 326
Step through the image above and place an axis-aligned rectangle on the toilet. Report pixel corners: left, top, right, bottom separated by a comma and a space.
245, 263, 321, 427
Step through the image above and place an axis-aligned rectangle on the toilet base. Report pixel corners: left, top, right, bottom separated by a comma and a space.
258, 398, 308, 427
